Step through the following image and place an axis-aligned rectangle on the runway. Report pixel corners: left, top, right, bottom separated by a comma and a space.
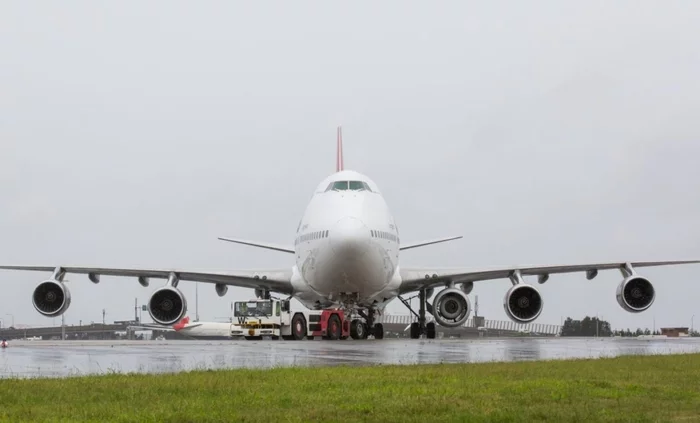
1, 337, 700, 378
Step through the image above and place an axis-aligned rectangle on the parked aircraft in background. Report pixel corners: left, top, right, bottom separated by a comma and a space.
129, 316, 231, 340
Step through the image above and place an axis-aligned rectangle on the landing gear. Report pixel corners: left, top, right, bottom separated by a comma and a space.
350, 319, 367, 340
426, 322, 436, 339
373, 323, 384, 339
400, 288, 435, 339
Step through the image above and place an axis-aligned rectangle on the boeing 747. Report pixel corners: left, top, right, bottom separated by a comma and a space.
1, 127, 698, 339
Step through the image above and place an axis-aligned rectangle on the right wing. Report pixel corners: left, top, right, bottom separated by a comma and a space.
0, 265, 294, 295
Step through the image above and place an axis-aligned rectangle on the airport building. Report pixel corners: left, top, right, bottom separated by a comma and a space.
660, 327, 690, 337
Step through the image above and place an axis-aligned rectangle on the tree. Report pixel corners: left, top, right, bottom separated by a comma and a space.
560, 316, 612, 337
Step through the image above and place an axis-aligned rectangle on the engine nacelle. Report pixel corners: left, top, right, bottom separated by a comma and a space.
432, 288, 471, 327
32, 280, 71, 317
254, 288, 270, 299
616, 275, 655, 313
148, 286, 187, 326
460, 281, 474, 295
215, 283, 228, 297
503, 284, 543, 323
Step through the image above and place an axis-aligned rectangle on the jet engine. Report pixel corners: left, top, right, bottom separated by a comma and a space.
32, 280, 71, 317
616, 275, 655, 313
503, 284, 543, 323
148, 286, 187, 326
432, 287, 471, 327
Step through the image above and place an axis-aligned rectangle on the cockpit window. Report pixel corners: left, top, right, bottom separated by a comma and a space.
325, 180, 373, 192
327, 181, 348, 191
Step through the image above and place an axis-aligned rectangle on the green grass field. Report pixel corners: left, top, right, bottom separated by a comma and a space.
1, 353, 699, 422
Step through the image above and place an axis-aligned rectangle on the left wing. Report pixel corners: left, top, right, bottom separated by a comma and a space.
399, 259, 700, 294
0, 265, 294, 294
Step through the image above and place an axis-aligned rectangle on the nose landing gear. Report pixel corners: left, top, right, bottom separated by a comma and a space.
350, 309, 384, 340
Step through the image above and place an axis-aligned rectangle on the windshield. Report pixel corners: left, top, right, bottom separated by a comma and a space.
326, 180, 372, 192
234, 301, 273, 317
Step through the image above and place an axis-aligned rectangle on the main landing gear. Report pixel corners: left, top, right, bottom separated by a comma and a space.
399, 288, 437, 339
350, 309, 384, 340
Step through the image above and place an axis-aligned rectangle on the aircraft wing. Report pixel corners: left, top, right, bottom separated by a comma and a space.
0, 265, 295, 295
398, 259, 700, 294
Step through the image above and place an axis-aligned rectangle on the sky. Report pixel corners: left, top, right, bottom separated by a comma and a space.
1, 1, 699, 331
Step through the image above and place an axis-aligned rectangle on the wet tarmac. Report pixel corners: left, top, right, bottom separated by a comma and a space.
1, 337, 700, 378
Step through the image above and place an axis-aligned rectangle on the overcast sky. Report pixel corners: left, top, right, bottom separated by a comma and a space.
1, 1, 699, 331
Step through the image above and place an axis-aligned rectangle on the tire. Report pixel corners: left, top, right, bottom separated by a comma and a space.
426, 322, 436, 339
350, 319, 366, 340
291, 313, 307, 340
327, 314, 342, 340
410, 322, 420, 339
373, 323, 384, 340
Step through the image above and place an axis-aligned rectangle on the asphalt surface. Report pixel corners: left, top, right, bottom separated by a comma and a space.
1, 337, 699, 378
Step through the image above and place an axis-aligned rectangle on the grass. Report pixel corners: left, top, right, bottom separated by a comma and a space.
1, 353, 699, 422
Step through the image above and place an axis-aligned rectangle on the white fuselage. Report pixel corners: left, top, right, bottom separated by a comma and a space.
290, 170, 403, 310
176, 322, 233, 340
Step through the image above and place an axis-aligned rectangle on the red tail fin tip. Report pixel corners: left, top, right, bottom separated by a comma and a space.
173, 316, 189, 331
336, 126, 344, 172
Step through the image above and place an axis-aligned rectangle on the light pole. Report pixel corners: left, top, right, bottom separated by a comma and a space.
5, 314, 14, 328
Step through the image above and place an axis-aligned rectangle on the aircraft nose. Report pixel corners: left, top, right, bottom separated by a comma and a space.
330, 217, 370, 257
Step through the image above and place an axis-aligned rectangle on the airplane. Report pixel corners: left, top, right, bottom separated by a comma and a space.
1, 126, 699, 340
128, 316, 232, 340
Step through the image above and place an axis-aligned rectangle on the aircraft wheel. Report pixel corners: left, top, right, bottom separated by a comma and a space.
426, 322, 436, 339
410, 322, 420, 339
327, 314, 342, 340
292, 313, 307, 340
350, 319, 366, 340
373, 323, 384, 340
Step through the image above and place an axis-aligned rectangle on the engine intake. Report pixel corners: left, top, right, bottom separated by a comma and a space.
504, 284, 543, 323
432, 288, 471, 327
32, 280, 71, 317
148, 286, 187, 325
616, 276, 655, 312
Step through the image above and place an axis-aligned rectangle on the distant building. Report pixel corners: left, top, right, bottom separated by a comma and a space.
661, 327, 689, 337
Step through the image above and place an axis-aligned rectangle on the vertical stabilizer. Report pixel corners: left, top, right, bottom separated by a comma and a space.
336, 126, 344, 172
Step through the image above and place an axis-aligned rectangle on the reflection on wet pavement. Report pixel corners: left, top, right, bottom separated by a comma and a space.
1, 337, 699, 378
